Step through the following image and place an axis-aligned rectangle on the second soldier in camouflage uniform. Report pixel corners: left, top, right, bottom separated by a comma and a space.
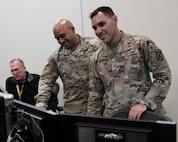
87, 6, 171, 119
35, 19, 103, 114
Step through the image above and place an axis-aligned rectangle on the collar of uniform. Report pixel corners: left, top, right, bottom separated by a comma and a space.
107, 30, 125, 48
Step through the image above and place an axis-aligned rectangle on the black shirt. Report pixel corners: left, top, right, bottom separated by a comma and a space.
6, 72, 58, 111
6, 72, 39, 105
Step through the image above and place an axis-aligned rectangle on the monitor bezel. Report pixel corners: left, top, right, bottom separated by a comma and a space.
58, 113, 177, 142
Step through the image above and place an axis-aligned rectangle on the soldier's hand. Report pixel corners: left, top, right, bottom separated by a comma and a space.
128, 103, 147, 120
35, 102, 47, 110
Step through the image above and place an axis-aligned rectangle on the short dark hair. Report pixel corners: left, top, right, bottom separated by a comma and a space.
90, 6, 115, 19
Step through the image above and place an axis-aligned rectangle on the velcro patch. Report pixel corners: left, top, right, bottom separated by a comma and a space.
155, 49, 163, 61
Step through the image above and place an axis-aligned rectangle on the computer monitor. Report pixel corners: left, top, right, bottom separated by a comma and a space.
9, 100, 59, 142
0, 92, 14, 142
1, 96, 176, 142
57, 113, 177, 142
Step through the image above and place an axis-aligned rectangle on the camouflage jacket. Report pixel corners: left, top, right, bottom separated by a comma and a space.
35, 36, 103, 114
87, 32, 172, 117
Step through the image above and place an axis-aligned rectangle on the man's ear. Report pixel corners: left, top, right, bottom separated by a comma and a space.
112, 15, 118, 24
71, 26, 75, 33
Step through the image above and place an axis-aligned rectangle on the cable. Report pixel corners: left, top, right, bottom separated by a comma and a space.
14, 133, 26, 142
10, 109, 44, 142
30, 115, 45, 142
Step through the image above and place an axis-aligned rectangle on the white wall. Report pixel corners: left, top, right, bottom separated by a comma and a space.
0, 0, 83, 106
0, 0, 178, 136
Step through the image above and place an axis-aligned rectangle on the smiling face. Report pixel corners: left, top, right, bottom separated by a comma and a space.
91, 11, 118, 44
53, 19, 77, 49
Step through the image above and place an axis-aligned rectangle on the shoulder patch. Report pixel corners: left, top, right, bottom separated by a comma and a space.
155, 49, 163, 61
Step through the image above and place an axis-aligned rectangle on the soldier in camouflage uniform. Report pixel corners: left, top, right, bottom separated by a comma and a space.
35, 19, 103, 114
87, 6, 172, 119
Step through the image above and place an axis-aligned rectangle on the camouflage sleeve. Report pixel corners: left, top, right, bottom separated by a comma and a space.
140, 37, 172, 113
87, 52, 105, 116
35, 50, 59, 107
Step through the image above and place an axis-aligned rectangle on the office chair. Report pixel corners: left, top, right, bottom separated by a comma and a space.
112, 109, 172, 121
51, 82, 60, 96
0, 85, 7, 93
47, 82, 61, 112
49, 82, 63, 112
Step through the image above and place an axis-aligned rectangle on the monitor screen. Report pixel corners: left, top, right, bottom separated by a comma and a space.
57, 113, 177, 142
